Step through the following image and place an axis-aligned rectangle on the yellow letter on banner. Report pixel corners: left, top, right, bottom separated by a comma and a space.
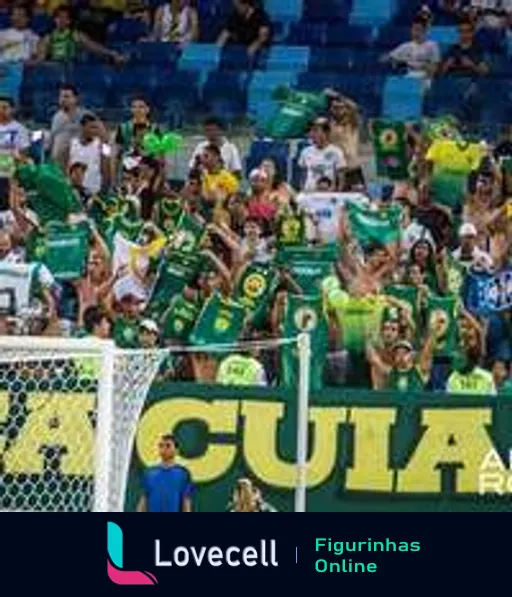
397, 408, 494, 493
345, 408, 395, 491
241, 401, 346, 488
3, 392, 95, 475
136, 399, 238, 482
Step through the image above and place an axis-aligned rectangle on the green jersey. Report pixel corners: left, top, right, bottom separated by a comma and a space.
48, 29, 77, 62
113, 317, 140, 349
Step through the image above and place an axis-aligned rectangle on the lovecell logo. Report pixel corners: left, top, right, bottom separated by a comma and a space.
107, 522, 158, 585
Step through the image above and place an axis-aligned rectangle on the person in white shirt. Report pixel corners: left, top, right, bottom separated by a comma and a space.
49, 84, 87, 170
452, 222, 494, 272
398, 196, 435, 255
152, 0, 199, 45
68, 113, 111, 196
0, 5, 39, 64
384, 17, 440, 78
189, 117, 242, 176
298, 118, 347, 192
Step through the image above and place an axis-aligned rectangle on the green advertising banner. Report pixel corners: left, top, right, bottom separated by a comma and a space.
125, 384, 512, 512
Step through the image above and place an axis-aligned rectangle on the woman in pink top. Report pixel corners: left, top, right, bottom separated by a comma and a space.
246, 168, 277, 224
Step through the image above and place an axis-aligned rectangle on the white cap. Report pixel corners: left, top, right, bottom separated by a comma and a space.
459, 222, 478, 238
139, 319, 159, 334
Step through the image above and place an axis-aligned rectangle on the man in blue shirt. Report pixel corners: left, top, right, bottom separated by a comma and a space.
137, 434, 193, 513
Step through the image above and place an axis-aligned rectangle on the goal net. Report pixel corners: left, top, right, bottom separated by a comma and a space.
0, 337, 164, 512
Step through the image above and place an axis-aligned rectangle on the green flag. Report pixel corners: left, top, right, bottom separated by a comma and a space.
169, 212, 204, 253
276, 244, 338, 265
234, 263, 280, 328
372, 120, 409, 180
160, 293, 200, 342
426, 295, 458, 357
347, 202, 401, 249
190, 292, 246, 347
280, 293, 328, 391
146, 253, 201, 319
27, 222, 90, 280
154, 197, 184, 236
445, 251, 465, 298
263, 87, 329, 139
287, 261, 333, 294
385, 284, 420, 323
17, 163, 83, 224
275, 211, 306, 248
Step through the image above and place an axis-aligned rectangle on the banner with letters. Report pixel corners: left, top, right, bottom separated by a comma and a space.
124, 384, 512, 512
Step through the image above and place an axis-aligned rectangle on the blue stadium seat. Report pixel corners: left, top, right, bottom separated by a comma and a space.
287, 22, 327, 46
265, 46, 310, 71
476, 27, 506, 55
109, 66, 158, 107
265, 0, 304, 22
248, 70, 298, 124
324, 24, 373, 47
309, 48, 353, 72
108, 17, 150, 43
382, 76, 423, 120
375, 25, 409, 49
65, 65, 112, 101
0, 63, 23, 104
178, 43, 221, 72
154, 70, 201, 126
133, 42, 180, 65
350, 0, 398, 26
22, 64, 66, 91
0, 11, 9, 30
245, 139, 290, 179
492, 55, 512, 78
429, 26, 457, 51
32, 90, 57, 123
303, 0, 351, 21
219, 45, 253, 71
202, 71, 249, 120
349, 48, 393, 75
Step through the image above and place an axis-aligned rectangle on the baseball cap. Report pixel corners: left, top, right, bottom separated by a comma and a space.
459, 222, 477, 238
393, 340, 413, 352
139, 319, 159, 334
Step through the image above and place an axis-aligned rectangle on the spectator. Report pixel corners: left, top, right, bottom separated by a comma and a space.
68, 113, 111, 196
68, 161, 90, 205
36, 5, 125, 64
83, 305, 112, 340
492, 358, 511, 393
447, 345, 496, 394
199, 144, 240, 226
189, 117, 242, 177
298, 118, 347, 192
440, 17, 489, 76
328, 93, 364, 190
153, 0, 199, 44
217, 0, 272, 57
452, 222, 493, 271
227, 478, 276, 511
259, 157, 294, 208
470, 0, 512, 29
137, 434, 193, 512
0, 97, 30, 208
384, 17, 441, 80
49, 84, 87, 170
246, 168, 277, 227
0, 5, 39, 64
138, 318, 160, 349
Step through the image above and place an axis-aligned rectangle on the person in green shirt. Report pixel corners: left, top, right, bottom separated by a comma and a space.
447, 347, 497, 396
369, 321, 441, 392
36, 6, 125, 64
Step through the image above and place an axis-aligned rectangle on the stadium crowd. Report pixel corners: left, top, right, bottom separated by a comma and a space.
0, 0, 510, 396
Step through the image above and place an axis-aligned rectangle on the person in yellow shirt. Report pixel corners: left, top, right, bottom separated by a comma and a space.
200, 144, 240, 225
426, 138, 485, 210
